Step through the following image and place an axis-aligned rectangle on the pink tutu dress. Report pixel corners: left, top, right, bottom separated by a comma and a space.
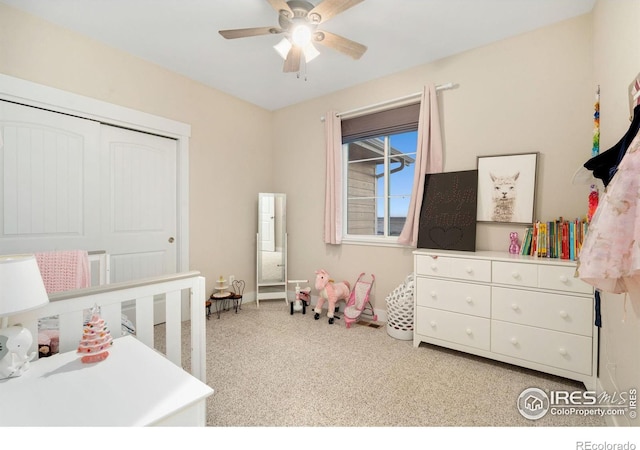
577, 126, 640, 293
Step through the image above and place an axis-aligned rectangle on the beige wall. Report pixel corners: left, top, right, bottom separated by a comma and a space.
274, 13, 594, 310
592, 0, 640, 426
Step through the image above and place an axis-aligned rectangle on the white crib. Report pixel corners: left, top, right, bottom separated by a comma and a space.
10, 270, 208, 383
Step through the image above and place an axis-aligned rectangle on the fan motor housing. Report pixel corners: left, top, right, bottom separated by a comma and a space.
279, 0, 318, 29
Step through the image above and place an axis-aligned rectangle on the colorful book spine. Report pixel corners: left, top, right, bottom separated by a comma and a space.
521, 217, 588, 260
569, 221, 575, 260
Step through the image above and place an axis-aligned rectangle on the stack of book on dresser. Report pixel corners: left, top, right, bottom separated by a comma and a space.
520, 217, 589, 260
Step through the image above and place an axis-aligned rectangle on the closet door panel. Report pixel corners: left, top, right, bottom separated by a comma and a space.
101, 125, 177, 284
0, 100, 101, 250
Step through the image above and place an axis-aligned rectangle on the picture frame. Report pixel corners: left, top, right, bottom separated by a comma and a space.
476, 152, 538, 224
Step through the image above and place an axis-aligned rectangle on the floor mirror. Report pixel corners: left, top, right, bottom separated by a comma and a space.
256, 193, 287, 306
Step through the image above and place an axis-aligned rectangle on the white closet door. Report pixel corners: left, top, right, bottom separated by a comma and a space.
0, 101, 101, 252
101, 125, 177, 283
0, 102, 178, 289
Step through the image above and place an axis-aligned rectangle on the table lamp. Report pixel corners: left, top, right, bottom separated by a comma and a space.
0, 254, 49, 380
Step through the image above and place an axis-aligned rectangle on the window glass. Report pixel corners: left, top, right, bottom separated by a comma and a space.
344, 130, 417, 240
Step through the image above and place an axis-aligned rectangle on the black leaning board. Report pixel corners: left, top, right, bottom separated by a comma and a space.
417, 169, 478, 251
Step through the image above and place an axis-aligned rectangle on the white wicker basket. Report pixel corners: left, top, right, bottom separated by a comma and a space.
385, 273, 415, 340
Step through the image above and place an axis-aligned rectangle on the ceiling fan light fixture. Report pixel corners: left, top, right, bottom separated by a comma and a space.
303, 42, 320, 62
291, 23, 312, 47
273, 37, 292, 59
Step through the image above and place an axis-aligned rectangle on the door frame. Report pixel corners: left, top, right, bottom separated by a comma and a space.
0, 73, 191, 273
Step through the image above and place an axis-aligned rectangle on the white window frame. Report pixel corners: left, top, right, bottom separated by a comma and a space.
341, 134, 416, 247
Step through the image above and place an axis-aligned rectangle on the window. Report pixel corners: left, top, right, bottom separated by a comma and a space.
341, 103, 420, 243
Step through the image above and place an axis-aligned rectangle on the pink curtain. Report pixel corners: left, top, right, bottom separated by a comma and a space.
398, 84, 444, 246
324, 110, 342, 244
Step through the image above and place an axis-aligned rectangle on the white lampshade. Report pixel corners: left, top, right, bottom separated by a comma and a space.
0, 254, 49, 318
273, 37, 292, 60
303, 43, 320, 62
274, 38, 320, 64
291, 23, 312, 47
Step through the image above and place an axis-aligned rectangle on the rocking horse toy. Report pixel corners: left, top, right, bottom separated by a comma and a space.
314, 269, 351, 324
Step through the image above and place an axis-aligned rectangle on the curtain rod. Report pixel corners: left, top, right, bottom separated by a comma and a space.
321, 82, 456, 122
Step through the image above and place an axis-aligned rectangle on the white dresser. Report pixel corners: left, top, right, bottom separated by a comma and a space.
413, 249, 597, 389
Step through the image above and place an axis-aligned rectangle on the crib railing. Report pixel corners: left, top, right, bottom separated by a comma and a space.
10, 271, 208, 383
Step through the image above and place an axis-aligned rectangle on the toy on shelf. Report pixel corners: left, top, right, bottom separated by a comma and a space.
77, 304, 113, 364
212, 276, 230, 298
314, 269, 351, 324
509, 231, 521, 254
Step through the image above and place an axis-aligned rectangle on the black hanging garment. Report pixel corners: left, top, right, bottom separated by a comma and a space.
584, 104, 640, 187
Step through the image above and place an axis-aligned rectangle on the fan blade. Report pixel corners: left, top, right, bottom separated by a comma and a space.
283, 46, 302, 73
219, 26, 282, 39
267, 0, 293, 18
308, 0, 365, 23
314, 31, 367, 59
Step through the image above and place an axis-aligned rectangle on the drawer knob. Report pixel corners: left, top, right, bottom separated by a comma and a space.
465, 297, 473, 304
430, 264, 437, 271
559, 310, 568, 318
511, 271, 520, 279
430, 321, 437, 328
430, 291, 437, 298
559, 275, 568, 283
511, 303, 520, 311
465, 328, 473, 335
510, 337, 518, 345
559, 347, 568, 356
465, 267, 473, 274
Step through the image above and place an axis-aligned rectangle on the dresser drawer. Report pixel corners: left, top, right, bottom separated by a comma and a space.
417, 278, 490, 317
491, 321, 593, 375
416, 255, 451, 277
416, 307, 490, 350
492, 261, 537, 288
450, 258, 491, 282
492, 287, 593, 336
538, 265, 592, 295
416, 255, 490, 282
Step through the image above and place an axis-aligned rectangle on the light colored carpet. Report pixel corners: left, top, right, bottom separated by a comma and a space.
156, 300, 605, 427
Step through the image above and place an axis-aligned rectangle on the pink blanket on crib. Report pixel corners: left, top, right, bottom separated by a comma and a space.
35, 250, 91, 293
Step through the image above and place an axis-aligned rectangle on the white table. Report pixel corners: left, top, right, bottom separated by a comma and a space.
0, 335, 214, 426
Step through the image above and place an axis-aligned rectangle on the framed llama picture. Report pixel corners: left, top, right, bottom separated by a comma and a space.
476, 152, 538, 224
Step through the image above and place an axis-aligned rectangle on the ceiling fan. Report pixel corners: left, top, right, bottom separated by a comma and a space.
218, 0, 367, 73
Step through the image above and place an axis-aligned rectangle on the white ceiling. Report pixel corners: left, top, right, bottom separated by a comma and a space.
2, 0, 596, 111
